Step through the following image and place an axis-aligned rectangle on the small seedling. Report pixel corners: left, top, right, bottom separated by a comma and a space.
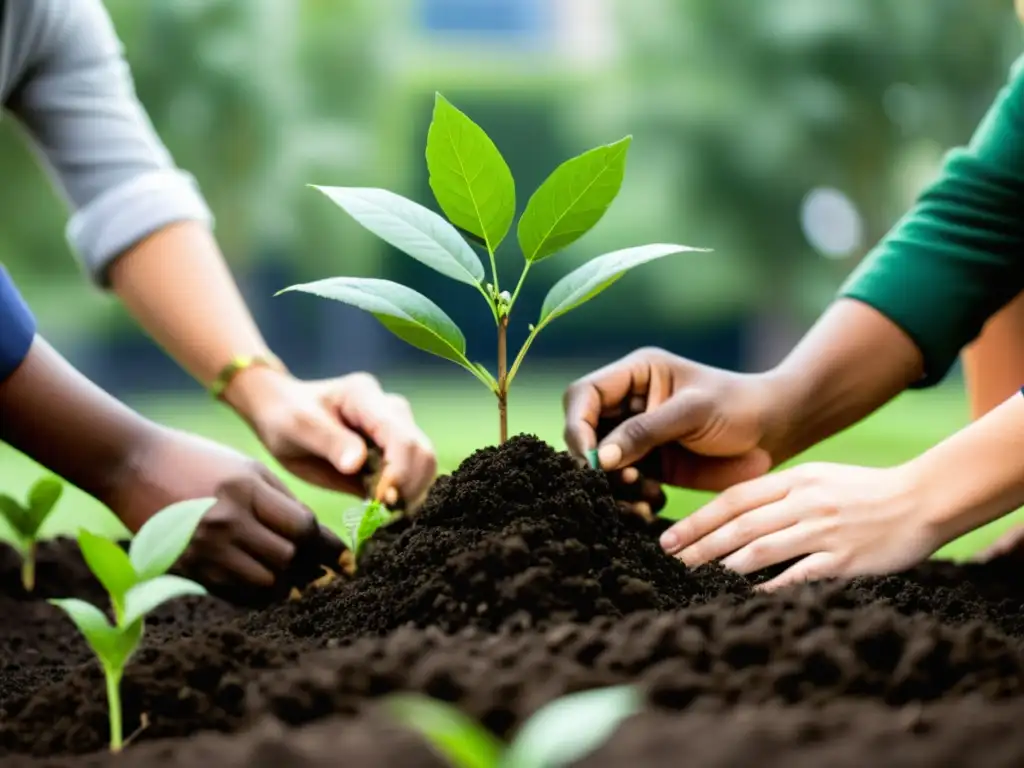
0, 476, 64, 591
337, 498, 393, 573
279, 93, 710, 443
387, 685, 642, 768
49, 498, 215, 753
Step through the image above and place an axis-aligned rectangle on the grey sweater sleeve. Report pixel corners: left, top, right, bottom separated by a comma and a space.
4, 0, 213, 286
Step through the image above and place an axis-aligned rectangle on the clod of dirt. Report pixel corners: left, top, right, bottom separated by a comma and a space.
577, 697, 1024, 768
249, 435, 750, 641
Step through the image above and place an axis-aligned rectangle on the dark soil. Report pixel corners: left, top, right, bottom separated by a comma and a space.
1, 435, 1024, 766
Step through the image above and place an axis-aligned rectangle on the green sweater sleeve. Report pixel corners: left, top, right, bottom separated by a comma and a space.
839, 56, 1024, 387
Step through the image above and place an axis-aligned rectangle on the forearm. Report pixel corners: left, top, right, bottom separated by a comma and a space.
0, 337, 160, 505
108, 221, 280, 415
962, 290, 1024, 419
761, 298, 924, 464
907, 391, 1024, 545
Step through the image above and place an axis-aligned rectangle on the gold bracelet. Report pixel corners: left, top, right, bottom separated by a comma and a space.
209, 353, 286, 400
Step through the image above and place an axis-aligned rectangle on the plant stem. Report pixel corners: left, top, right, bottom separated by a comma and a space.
105, 667, 124, 752
21, 545, 34, 593
497, 315, 509, 444
508, 262, 531, 312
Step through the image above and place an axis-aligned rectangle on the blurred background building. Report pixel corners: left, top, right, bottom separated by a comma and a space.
5, 0, 1019, 397
3, 0, 1021, 549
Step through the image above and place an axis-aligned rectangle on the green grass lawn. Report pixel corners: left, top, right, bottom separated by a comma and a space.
0, 372, 1013, 560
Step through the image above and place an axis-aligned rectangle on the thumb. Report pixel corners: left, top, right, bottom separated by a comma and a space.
597, 391, 714, 471
293, 410, 368, 475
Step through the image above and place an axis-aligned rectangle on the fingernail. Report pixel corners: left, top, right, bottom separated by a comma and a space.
585, 449, 599, 469
597, 444, 622, 470
660, 529, 680, 553
339, 447, 363, 474
621, 467, 639, 484
384, 487, 399, 506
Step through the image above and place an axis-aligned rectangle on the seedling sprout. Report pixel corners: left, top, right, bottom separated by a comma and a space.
338, 498, 393, 572
387, 685, 642, 768
279, 93, 709, 443
49, 498, 214, 752
0, 476, 64, 591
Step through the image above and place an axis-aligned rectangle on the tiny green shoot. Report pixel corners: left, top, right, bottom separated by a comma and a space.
279, 93, 710, 444
387, 685, 642, 768
49, 498, 214, 753
338, 498, 393, 571
0, 476, 64, 591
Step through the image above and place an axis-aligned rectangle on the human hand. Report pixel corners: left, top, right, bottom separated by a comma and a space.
658, 462, 943, 590
224, 369, 437, 510
563, 348, 781, 508
105, 428, 343, 602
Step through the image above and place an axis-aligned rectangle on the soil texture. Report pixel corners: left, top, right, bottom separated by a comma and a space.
0, 435, 1022, 766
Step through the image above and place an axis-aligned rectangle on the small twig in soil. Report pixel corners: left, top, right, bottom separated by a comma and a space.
122, 713, 150, 750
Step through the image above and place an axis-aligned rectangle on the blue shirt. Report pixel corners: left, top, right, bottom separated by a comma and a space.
0, 266, 36, 381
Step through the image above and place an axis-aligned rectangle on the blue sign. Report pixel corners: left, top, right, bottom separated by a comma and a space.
418, 0, 547, 37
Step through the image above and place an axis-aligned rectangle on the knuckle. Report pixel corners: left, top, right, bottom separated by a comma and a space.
562, 379, 586, 409
346, 371, 381, 393
386, 393, 412, 414
632, 346, 668, 363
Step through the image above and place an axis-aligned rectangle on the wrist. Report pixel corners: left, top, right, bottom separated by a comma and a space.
754, 367, 807, 466
219, 362, 296, 427
898, 453, 970, 550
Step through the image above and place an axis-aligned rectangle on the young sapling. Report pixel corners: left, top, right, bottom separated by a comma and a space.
279, 93, 710, 443
387, 685, 642, 768
0, 476, 64, 591
49, 498, 215, 753
337, 498, 393, 573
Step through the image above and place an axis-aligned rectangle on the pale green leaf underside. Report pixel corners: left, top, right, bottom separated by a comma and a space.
122, 575, 207, 628
339, 504, 363, 552
386, 694, 503, 768
78, 530, 137, 604
278, 277, 470, 368
427, 93, 516, 252
312, 186, 484, 286
504, 685, 642, 768
539, 244, 711, 326
517, 136, 632, 263
130, 498, 216, 582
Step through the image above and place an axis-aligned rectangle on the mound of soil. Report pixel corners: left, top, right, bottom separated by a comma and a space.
249, 436, 750, 641
1, 435, 1024, 766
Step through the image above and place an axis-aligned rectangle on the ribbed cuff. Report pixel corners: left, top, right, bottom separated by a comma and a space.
0, 266, 37, 382
66, 169, 215, 287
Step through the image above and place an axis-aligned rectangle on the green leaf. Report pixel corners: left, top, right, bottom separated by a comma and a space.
340, 499, 393, 558
26, 477, 63, 535
49, 599, 142, 672
386, 693, 503, 768
129, 498, 215, 581
539, 244, 711, 326
311, 186, 485, 286
78, 530, 137, 607
503, 686, 642, 768
517, 137, 633, 263
356, 500, 391, 553
122, 575, 207, 628
277, 277, 472, 369
0, 494, 30, 539
427, 93, 516, 253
